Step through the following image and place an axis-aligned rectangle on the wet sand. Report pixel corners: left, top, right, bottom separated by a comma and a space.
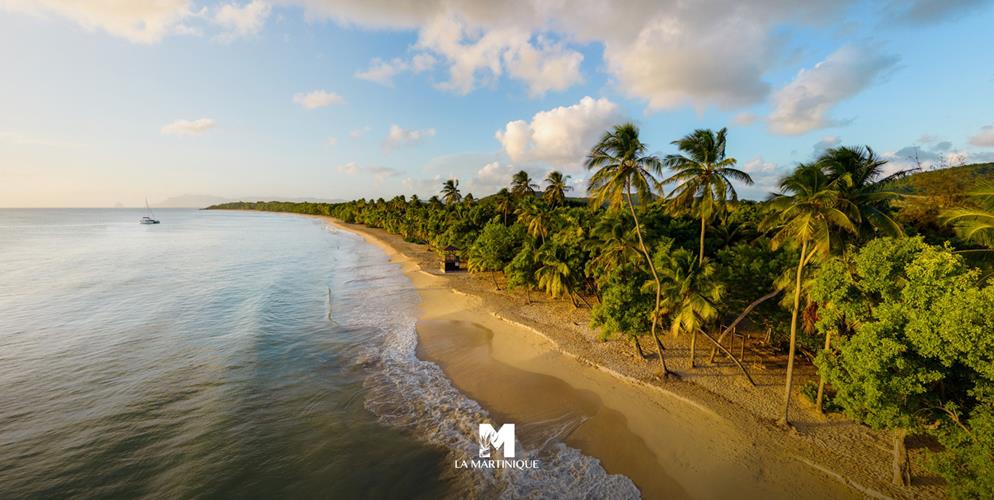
322, 216, 864, 499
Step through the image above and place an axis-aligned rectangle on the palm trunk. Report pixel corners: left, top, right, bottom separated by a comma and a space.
815, 330, 832, 413
633, 336, 648, 359
625, 188, 671, 378
709, 289, 780, 363
781, 239, 808, 427
689, 330, 697, 368
893, 429, 911, 487
491, 271, 500, 290
699, 213, 707, 265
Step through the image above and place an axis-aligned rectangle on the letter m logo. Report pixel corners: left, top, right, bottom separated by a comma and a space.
478, 423, 515, 458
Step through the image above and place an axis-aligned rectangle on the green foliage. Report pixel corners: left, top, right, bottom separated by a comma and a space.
815, 237, 994, 495
591, 266, 652, 341
468, 222, 523, 273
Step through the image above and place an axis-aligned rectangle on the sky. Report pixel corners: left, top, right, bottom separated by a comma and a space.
1, 0, 994, 207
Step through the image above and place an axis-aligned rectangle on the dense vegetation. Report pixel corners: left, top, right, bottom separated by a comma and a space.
210, 126, 994, 495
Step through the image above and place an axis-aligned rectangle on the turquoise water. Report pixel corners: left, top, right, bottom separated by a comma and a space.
0, 209, 637, 499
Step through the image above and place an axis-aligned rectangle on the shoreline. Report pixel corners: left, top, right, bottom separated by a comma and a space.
314, 214, 940, 499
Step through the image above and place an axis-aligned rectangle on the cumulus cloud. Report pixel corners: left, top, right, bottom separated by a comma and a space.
737, 156, 789, 198
161, 118, 215, 136
969, 125, 994, 147
1, 0, 197, 43
495, 96, 622, 168
768, 45, 899, 135
214, 1, 270, 41
292, 90, 344, 109
337, 162, 401, 181
384, 124, 436, 149
413, 15, 584, 96
474, 161, 517, 190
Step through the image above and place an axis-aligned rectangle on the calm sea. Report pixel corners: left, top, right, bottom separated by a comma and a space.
0, 209, 636, 499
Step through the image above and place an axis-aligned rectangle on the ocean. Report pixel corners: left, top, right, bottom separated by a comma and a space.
0, 209, 636, 499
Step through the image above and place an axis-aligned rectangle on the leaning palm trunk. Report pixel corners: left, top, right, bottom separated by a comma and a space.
695, 329, 756, 386
626, 189, 671, 378
781, 239, 808, 426
815, 330, 832, 413
708, 290, 780, 364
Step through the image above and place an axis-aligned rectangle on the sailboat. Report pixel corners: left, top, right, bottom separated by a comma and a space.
139, 198, 160, 224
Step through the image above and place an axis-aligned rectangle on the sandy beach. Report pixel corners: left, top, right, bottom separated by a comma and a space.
320, 215, 944, 499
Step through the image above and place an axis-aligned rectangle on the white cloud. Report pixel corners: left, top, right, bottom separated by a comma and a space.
1, 0, 197, 43
768, 45, 899, 135
161, 118, 215, 136
355, 54, 436, 86
734, 112, 758, 126
474, 161, 516, 188
336, 162, 400, 181
969, 125, 994, 147
349, 126, 371, 139
414, 14, 583, 96
214, 1, 271, 41
292, 90, 344, 109
882, 0, 992, 25
326, 137, 338, 146
384, 124, 436, 149
495, 96, 622, 168
355, 58, 408, 86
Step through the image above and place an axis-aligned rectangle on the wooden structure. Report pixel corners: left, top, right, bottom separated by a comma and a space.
442, 245, 462, 272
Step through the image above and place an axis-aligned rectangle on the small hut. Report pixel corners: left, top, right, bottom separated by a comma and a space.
442, 245, 462, 272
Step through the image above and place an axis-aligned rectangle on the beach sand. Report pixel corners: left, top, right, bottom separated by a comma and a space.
319, 215, 943, 499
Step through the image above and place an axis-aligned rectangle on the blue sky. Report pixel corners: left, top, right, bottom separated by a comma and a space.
1, 0, 993, 207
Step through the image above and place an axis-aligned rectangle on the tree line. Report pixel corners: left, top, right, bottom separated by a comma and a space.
209, 124, 994, 496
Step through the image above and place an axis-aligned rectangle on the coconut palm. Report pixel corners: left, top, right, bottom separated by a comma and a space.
515, 199, 551, 244
535, 248, 577, 307
943, 183, 994, 247
493, 188, 515, 225
664, 128, 753, 265
817, 145, 909, 240
585, 122, 673, 378
656, 249, 723, 368
543, 171, 572, 208
511, 170, 538, 198
441, 179, 462, 205
585, 211, 641, 289
763, 163, 858, 426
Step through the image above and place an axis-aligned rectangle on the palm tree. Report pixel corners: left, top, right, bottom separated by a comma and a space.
763, 163, 858, 426
494, 188, 515, 225
535, 248, 577, 307
511, 170, 538, 198
817, 145, 908, 240
441, 179, 461, 205
585, 122, 673, 378
943, 183, 994, 247
585, 211, 641, 289
543, 171, 572, 208
657, 250, 723, 368
515, 199, 551, 244
664, 128, 753, 265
